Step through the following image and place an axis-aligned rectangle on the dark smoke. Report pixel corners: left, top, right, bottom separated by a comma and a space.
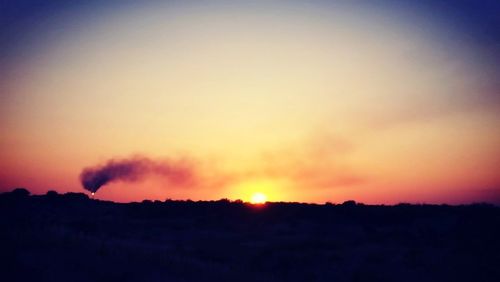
80, 156, 194, 193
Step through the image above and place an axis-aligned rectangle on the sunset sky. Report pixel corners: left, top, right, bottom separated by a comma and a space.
1, 0, 499, 204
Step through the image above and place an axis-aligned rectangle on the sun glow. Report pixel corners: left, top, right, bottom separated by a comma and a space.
228, 179, 287, 203
250, 192, 267, 204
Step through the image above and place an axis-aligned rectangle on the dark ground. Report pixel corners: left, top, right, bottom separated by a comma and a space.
1, 189, 500, 282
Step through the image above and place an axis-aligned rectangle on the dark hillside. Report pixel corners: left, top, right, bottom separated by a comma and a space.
1, 190, 499, 282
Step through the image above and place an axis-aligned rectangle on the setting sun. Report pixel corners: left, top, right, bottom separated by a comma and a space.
250, 192, 267, 204
228, 179, 286, 203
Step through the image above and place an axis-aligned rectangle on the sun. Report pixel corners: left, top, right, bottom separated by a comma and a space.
250, 192, 267, 204
229, 179, 283, 204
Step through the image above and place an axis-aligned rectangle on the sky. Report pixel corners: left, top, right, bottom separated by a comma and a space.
1, 0, 499, 204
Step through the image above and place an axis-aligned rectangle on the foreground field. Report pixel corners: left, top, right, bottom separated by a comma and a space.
1, 190, 499, 282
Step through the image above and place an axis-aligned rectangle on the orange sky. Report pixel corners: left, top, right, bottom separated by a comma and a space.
1, 1, 499, 204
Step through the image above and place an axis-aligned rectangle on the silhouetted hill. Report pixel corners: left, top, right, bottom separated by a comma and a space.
1, 190, 499, 282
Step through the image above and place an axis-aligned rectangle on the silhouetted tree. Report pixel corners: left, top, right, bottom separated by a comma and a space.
342, 200, 357, 207
11, 188, 30, 197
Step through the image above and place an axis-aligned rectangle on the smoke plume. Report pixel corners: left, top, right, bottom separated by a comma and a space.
80, 156, 195, 193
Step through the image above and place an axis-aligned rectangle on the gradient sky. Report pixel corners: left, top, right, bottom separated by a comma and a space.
1, 0, 499, 204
